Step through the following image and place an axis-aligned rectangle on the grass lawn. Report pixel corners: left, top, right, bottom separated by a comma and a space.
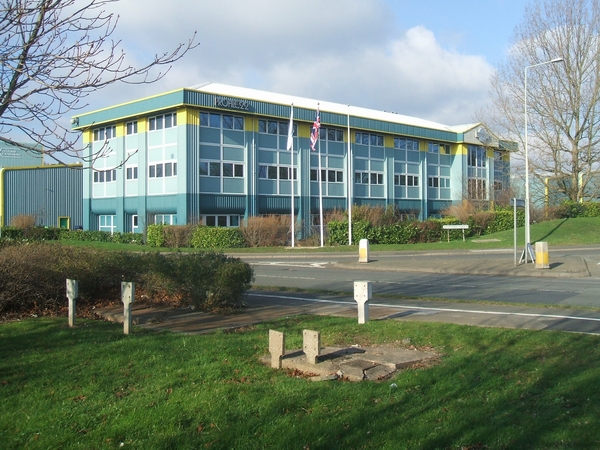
2, 316, 600, 449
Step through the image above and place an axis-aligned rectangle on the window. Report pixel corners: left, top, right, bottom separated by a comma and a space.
99, 215, 116, 234
126, 166, 138, 180
155, 214, 177, 225
355, 171, 383, 185
258, 164, 297, 180
200, 161, 244, 178
355, 132, 383, 146
93, 169, 117, 183
428, 142, 451, 154
310, 169, 343, 182
202, 112, 244, 130
149, 113, 177, 131
126, 121, 138, 135
202, 215, 241, 227
258, 119, 297, 136
149, 162, 177, 178
131, 215, 138, 233
93, 126, 116, 141
319, 127, 344, 142
394, 174, 419, 186
394, 137, 419, 151
428, 177, 449, 188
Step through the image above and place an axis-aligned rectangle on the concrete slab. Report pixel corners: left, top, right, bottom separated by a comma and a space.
260, 345, 437, 382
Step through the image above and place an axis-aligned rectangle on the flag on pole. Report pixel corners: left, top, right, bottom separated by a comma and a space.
310, 105, 320, 151
286, 104, 294, 151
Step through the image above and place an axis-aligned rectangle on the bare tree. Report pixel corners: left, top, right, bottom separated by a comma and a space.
0, 0, 197, 164
486, 0, 600, 202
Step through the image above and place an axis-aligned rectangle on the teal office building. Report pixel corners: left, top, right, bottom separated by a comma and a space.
72, 83, 513, 235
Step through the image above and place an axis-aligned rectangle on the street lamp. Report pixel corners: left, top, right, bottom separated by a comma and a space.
523, 57, 563, 263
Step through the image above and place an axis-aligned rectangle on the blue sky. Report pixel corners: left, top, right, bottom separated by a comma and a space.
85, 0, 529, 126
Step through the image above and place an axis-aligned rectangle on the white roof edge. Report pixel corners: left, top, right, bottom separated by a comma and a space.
188, 82, 462, 133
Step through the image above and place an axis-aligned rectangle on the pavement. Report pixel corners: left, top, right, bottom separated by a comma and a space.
96, 247, 597, 334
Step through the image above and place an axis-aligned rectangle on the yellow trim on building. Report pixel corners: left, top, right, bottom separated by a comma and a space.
384, 135, 394, 148
138, 117, 147, 134
455, 143, 468, 155
116, 123, 124, 138
178, 108, 199, 127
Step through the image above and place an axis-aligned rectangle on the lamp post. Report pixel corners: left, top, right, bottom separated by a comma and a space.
523, 57, 563, 263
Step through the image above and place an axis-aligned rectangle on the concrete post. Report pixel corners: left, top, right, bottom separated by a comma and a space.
358, 239, 370, 263
66, 279, 79, 327
535, 242, 550, 269
303, 330, 321, 364
269, 330, 285, 369
354, 281, 372, 324
121, 282, 135, 335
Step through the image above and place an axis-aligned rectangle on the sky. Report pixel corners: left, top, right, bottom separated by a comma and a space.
84, 0, 528, 127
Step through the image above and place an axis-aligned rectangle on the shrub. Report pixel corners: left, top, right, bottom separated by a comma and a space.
0, 243, 253, 315
163, 225, 195, 248
146, 224, 166, 247
190, 226, 246, 249
240, 215, 290, 247
10, 214, 36, 229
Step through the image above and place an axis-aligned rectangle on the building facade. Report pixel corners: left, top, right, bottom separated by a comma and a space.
72, 83, 513, 235
0, 142, 83, 229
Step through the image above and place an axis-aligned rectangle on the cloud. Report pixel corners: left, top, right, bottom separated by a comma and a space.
86, 0, 493, 126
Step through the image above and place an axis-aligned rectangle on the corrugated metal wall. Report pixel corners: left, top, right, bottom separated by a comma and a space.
2, 165, 83, 228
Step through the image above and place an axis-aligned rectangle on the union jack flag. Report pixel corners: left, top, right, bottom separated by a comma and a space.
310, 106, 320, 151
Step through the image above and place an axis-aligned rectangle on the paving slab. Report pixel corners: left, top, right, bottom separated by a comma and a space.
259, 345, 437, 382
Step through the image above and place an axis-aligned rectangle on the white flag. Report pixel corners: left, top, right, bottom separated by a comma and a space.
286, 104, 294, 151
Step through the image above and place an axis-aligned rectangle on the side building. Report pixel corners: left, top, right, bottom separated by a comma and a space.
0, 142, 83, 229
71, 83, 513, 235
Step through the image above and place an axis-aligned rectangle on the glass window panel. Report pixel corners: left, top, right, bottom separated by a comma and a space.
234, 164, 243, 177
336, 171, 343, 182
149, 118, 156, 131
311, 169, 318, 181
200, 113, 209, 127
258, 165, 267, 178
362, 173, 369, 184
94, 171, 99, 182
206, 216, 216, 226
149, 165, 155, 178
328, 170, 335, 182
173, 163, 177, 176
218, 216, 227, 227
99, 171, 105, 182
354, 172, 361, 183
156, 164, 163, 178
234, 116, 244, 130
209, 162, 220, 177
230, 216, 239, 227
199, 162, 208, 175
209, 114, 220, 128
156, 116, 163, 130
279, 166, 289, 180
165, 114, 172, 128
223, 115, 233, 129
267, 166, 277, 179
268, 121, 278, 134
258, 119, 266, 133
223, 163, 233, 177
165, 162, 172, 177
279, 122, 288, 136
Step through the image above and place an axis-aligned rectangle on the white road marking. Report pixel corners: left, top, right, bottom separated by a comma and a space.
249, 293, 600, 324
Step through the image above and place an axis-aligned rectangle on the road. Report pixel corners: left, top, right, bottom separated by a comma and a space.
238, 247, 600, 309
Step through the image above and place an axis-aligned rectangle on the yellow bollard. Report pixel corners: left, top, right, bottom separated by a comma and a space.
535, 242, 550, 269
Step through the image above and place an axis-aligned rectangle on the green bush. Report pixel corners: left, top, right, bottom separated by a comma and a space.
190, 226, 246, 249
0, 244, 253, 315
146, 224, 166, 247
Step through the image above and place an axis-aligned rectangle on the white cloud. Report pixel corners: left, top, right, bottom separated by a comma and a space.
85, 0, 493, 125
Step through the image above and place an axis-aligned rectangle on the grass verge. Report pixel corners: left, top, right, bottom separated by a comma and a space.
2, 316, 600, 449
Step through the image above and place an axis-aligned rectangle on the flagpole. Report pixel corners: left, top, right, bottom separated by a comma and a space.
317, 104, 324, 247
287, 103, 295, 248
347, 104, 352, 245
290, 105, 295, 248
